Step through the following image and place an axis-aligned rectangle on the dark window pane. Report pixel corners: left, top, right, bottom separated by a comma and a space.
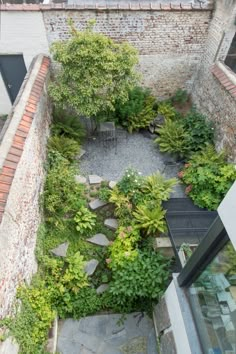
224, 33, 236, 73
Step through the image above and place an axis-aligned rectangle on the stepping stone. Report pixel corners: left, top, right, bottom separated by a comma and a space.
87, 233, 110, 246
89, 175, 103, 185
89, 199, 107, 210
109, 181, 117, 189
96, 284, 109, 294
84, 259, 99, 276
75, 175, 87, 184
76, 149, 86, 160
51, 242, 69, 258
104, 218, 118, 230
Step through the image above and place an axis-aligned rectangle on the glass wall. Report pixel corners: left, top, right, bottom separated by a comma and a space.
189, 241, 236, 354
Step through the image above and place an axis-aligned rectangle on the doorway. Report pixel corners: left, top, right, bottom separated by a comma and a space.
0, 54, 27, 104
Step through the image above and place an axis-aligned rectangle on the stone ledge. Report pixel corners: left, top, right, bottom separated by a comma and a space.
0, 3, 214, 11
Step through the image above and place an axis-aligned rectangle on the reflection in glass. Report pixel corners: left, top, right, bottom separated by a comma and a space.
189, 241, 236, 354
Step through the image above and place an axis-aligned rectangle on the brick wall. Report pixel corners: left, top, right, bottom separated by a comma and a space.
192, 0, 236, 161
42, 6, 212, 97
0, 55, 50, 318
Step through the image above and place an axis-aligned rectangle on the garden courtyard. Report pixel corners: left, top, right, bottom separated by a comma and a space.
2, 21, 236, 354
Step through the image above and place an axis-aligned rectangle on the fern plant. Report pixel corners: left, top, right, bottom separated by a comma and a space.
74, 206, 97, 234
48, 135, 81, 162
52, 107, 85, 142
157, 102, 177, 120
133, 204, 167, 236
155, 119, 188, 159
109, 187, 132, 218
142, 173, 177, 203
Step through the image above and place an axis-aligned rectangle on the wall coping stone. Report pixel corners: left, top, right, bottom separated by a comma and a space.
211, 62, 236, 100
0, 3, 214, 11
0, 54, 50, 224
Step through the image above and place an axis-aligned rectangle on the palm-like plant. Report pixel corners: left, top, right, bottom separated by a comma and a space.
155, 119, 188, 158
142, 173, 177, 203
133, 204, 167, 236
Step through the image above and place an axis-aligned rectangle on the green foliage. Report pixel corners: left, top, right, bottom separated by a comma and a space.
157, 102, 177, 120
43, 157, 85, 225
60, 286, 103, 319
51, 108, 85, 142
114, 86, 157, 132
108, 226, 140, 268
109, 187, 132, 219
142, 173, 177, 203
155, 119, 188, 158
183, 108, 214, 153
133, 204, 167, 236
171, 88, 189, 104
47, 135, 80, 162
109, 250, 170, 301
3, 283, 55, 354
98, 185, 111, 202
180, 145, 236, 210
74, 206, 97, 234
49, 21, 139, 117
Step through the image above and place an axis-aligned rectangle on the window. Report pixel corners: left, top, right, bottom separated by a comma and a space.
224, 33, 236, 73
189, 241, 236, 354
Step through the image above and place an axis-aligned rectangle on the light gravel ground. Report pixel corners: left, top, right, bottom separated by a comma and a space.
80, 128, 185, 198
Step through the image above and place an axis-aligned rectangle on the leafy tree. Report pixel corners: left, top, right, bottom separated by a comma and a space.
49, 20, 139, 117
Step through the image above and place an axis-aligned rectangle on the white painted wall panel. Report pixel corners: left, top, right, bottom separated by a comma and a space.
0, 12, 49, 114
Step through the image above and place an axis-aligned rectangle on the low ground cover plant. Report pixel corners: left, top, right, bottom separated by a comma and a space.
178, 145, 236, 210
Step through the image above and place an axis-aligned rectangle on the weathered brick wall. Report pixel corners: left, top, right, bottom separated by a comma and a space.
0, 55, 50, 318
43, 7, 212, 97
192, 0, 236, 161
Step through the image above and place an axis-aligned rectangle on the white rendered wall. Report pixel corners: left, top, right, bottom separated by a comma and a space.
0, 11, 50, 115
0, 73, 11, 115
218, 180, 236, 250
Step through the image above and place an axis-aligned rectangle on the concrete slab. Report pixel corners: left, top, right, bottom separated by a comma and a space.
75, 175, 87, 184
84, 259, 99, 276
87, 234, 110, 246
57, 313, 158, 354
89, 199, 108, 210
88, 175, 103, 185
104, 218, 118, 230
51, 242, 69, 258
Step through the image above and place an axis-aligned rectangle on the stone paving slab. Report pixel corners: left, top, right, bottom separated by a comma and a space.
57, 313, 158, 354
89, 199, 108, 210
75, 175, 87, 184
104, 218, 118, 230
84, 259, 99, 276
89, 175, 103, 184
87, 234, 110, 246
51, 242, 69, 258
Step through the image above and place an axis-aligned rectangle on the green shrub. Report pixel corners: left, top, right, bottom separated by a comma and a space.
43, 157, 85, 224
108, 226, 140, 268
51, 107, 85, 142
180, 145, 236, 210
116, 87, 157, 132
74, 206, 97, 234
157, 102, 177, 120
109, 187, 133, 219
171, 88, 189, 104
183, 108, 214, 153
98, 185, 111, 202
142, 173, 177, 203
48, 135, 81, 162
133, 204, 167, 236
155, 119, 188, 159
43, 159, 84, 228
109, 249, 170, 302
3, 284, 55, 354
